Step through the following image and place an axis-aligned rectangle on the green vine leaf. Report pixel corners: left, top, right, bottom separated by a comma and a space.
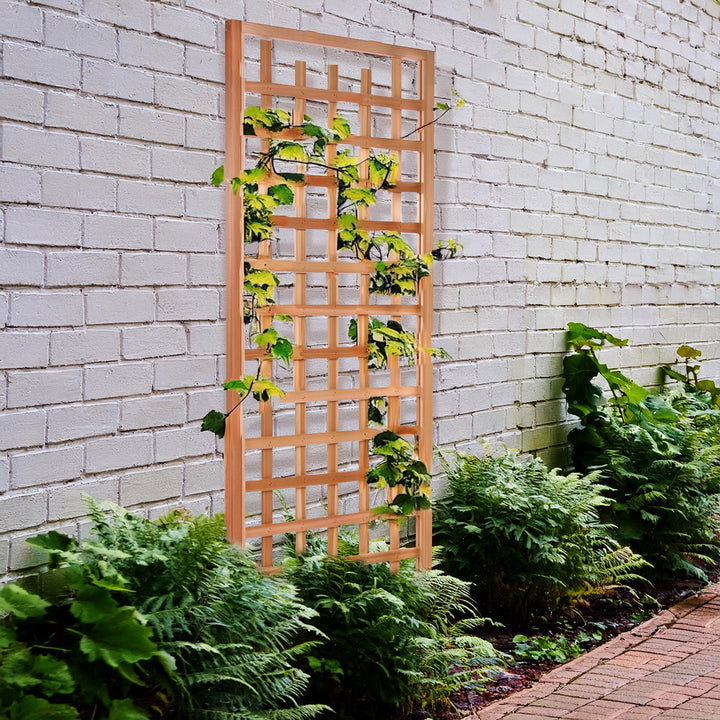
368, 152, 398, 188
331, 115, 351, 140
268, 183, 294, 205
201, 410, 226, 439
211, 165, 224, 187
342, 187, 376, 206
250, 378, 285, 402
273, 141, 309, 162
368, 397, 387, 426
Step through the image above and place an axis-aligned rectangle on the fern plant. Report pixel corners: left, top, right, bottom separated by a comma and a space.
564, 325, 720, 579
283, 550, 506, 719
569, 404, 720, 579
1, 500, 328, 720
433, 448, 648, 620
79, 500, 328, 720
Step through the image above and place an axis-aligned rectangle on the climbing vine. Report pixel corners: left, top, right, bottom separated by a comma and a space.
203, 99, 462, 514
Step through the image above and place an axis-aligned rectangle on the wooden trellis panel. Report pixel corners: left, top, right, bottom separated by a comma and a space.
224, 21, 435, 570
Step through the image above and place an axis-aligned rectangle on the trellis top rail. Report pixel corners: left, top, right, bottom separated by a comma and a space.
240, 21, 435, 62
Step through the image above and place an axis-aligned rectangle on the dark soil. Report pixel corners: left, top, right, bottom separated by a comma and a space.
443, 570, 720, 718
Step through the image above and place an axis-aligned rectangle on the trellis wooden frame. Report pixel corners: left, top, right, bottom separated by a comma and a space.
224, 21, 435, 571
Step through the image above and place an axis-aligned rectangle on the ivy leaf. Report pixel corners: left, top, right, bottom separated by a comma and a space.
338, 213, 358, 230
254, 327, 280, 349
268, 184, 294, 205
389, 493, 415, 515
201, 410, 227, 439
434, 101, 449, 111
677, 344, 702, 359
250, 379, 285, 402
274, 142, 308, 162
367, 462, 401, 487
368, 397, 387, 426
368, 152, 398, 188
230, 177, 242, 195
239, 167, 267, 185
342, 187, 376, 206
211, 165, 225, 187
0, 584, 50, 619
331, 115, 351, 140
223, 377, 255, 394
269, 337, 294, 369
79, 607, 157, 668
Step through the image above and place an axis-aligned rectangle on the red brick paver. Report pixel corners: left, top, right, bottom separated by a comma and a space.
468, 584, 720, 720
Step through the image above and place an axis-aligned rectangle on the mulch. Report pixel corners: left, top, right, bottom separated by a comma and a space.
443, 571, 720, 719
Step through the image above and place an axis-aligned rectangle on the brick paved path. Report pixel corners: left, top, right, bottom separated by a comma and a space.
469, 584, 720, 720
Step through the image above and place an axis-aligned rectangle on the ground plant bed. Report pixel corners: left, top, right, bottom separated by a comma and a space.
444, 571, 720, 718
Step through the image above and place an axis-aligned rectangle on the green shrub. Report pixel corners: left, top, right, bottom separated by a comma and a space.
564, 324, 720, 579
433, 448, 648, 620
284, 551, 506, 719
0, 501, 327, 720
0, 536, 173, 719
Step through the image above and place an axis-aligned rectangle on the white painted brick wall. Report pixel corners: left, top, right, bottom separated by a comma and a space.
3, 0, 720, 580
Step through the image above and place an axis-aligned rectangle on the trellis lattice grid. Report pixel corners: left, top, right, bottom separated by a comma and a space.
224, 21, 435, 571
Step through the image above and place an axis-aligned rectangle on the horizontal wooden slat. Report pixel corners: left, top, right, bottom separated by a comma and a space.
246, 509, 398, 537
260, 304, 421, 317
246, 346, 363, 360
249, 259, 377, 274
246, 427, 377, 449
246, 80, 422, 111
253, 127, 421, 152
242, 21, 433, 61
282, 384, 419, 403
347, 547, 418, 563
245, 425, 420, 450
246, 469, 365, 491
262, 171, 421, 194
272, 216, 421, 233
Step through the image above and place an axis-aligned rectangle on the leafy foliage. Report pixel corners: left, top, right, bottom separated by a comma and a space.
348, 317, 449, 372
0, 502, 328, 720
367, 432, 432, 515
78, 501, 327, 720
512, 632, 600, 664
564, 325, 720, 579
284, 552, 506, 719
0, 537, 171, 719
434, 447, 648, 619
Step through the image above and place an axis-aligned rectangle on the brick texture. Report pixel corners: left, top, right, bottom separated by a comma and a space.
2, 0, 720, 580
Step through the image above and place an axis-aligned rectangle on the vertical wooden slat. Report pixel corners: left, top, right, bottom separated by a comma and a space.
224, 20, 246, 546
416, 53, 435, 571
357, 68, 372, 558
326, 64, 340, 557
388, 57, 403, 571
259, 39, 274, 567
293, 61, 308, 556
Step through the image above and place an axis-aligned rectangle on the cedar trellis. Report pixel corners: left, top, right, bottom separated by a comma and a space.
224, 21, 435, 571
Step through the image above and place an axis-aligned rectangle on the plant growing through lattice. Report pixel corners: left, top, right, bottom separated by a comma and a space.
207, 22, 461, 570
